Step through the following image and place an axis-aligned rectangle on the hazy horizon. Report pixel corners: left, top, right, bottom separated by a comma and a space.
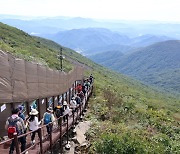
0, 0, 180, 22
1, 14, 180, 24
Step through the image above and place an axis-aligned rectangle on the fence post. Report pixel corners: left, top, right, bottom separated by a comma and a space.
72, 110, 75, 126
76, 106, 79, 121
37, 99, 41, 121
38, 127, 43, 154
62, 94, 64, 103
26, 101, 30, 116
14, 133, 20, 154
59, 117, 63, 154
75, 81, 77, 94
52, 96, 55, 109
69, 88, 71, 103
66, 114, 69, 144
46, 98, 48, 108
49, 123, 53, 154
80, 104, 82, 119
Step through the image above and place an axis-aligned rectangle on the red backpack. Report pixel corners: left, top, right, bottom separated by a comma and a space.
7, 117, 20, 139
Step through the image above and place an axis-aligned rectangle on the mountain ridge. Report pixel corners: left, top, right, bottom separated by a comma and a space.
90, 40, 180, 95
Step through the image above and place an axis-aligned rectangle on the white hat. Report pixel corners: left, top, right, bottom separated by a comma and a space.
29, 109, 39, 115
63, 101, 68, 106
47, 107, 53, 112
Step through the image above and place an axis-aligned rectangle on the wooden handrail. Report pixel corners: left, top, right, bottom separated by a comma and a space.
0, 83, 93, 154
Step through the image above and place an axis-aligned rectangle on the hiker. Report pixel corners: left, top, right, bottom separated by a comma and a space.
75, 95, 81, 105
54, 103, 64, 125
62, 101, 71, 122
89, 74, 94, 84
18, 105, 28, 132
75, 83, 82, 93
43, 107, 55, 135
82, 84, 87, 95
18, 105, 25, 121
5, 108, 27, 154
84, 79, 90, 91
70, 97, 77, 111
28, 109, 41, 145
78, 91, 84, 102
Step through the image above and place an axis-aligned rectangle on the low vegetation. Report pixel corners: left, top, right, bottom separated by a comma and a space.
86, 68, 180, 153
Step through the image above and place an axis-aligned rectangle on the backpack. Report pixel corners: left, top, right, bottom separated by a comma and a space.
44, 113, 52, 124
7, 117, 21, 139
75, 96, 81, 104
55, 108, 61, 118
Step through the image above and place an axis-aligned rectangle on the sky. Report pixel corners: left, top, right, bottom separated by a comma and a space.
0, 0, 180, 22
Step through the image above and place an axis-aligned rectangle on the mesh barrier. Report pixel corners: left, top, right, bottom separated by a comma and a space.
0, 50, 85, 103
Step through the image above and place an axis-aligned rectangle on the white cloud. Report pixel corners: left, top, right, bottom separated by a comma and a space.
0, 0, 180, 22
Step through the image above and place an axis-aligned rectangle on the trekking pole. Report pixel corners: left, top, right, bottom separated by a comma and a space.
14, 133, 20, 154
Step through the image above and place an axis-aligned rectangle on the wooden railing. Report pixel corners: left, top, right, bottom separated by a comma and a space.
0, 84, 93, 154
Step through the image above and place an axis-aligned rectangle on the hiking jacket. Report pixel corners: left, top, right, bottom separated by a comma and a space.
5, 114, 26, 135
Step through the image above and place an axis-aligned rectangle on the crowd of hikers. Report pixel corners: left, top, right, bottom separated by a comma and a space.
4, 74, 93, 154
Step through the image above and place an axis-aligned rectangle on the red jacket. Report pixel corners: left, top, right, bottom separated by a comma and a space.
75, 85, 82, 93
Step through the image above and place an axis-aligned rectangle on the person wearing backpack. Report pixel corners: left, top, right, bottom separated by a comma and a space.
5, 108, 27, 154
75, 83, 82, 93
70, 97, 77, 111
43, 107, 54, 135
62, 101, 71, 123
75, 95, 81, 105
54, 104, 64, 126
89, 74, 94, 84
28, 109, 41, 145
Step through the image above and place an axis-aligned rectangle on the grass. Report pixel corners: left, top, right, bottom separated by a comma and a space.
85, 67, 180, 154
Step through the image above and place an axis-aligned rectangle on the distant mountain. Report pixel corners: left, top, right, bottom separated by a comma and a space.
39, 28, 173, 56
130, 34, 173, 47
91, 40, 180, 94
1, 15, 180, 39
88, 34, 171, 61
41, 28, 130, 55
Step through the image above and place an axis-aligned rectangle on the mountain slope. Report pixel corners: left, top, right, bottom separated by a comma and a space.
0, 22, 97, 71
88, 50, 124, 66
0, 22, 179, 153
95, 40, 180, 94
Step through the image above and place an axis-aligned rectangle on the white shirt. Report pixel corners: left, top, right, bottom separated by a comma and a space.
63, 106, 71, 115
70, 100, 77, 108
29, 116, 40, 131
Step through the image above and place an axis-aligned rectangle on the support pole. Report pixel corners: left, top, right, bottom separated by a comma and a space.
66, 114, 69, 143
49, 123, 53, 154
14, 133, 20, 154
59, 117, 63, 154
39, 127, 43, 154
37, 99, 41, 120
